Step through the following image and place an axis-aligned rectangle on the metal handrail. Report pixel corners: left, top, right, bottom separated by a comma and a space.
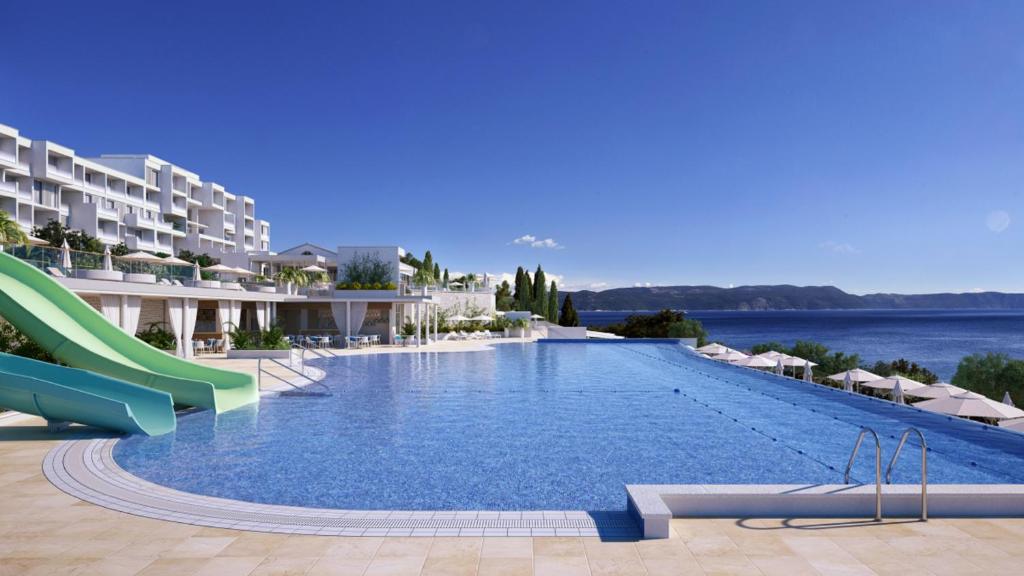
885, 427, 928, 521
844, 427, 883, 521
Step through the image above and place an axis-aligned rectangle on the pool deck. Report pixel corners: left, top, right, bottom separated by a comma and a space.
4, 341, 1024, 574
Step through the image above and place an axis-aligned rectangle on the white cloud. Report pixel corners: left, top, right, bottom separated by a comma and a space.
986, 210, 1010, 233
819, 240, 861, 255
633, 282, 652, 288
589, 282, 609, 290
510, 234, 563, 249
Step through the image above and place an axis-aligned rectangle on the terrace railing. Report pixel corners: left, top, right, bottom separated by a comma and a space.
2, 244, 196, 283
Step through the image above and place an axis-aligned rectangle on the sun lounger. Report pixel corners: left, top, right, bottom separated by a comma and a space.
46, 267, 66, 278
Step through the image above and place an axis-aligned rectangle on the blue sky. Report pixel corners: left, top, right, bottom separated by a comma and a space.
3, 1, 1023, 294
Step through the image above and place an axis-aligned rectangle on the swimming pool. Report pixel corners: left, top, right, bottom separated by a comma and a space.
114, 342, 1024, 512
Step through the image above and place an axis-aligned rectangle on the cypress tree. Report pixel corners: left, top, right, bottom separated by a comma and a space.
514, 266, 531, 311
422, 251, 434, 283
547, 281, 558, 323
443, 268, 449, 288
533, 266, 547, 316
559, 294, 579, 327
433, 262, 440, 281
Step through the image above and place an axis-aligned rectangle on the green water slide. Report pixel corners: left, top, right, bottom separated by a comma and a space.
0, 251, 258, 412
0, 353, 175, 435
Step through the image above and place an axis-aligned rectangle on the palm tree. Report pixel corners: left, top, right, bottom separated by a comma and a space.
464, 272, 479, 292
0, 210, 28, 247
275, 267, 309, 295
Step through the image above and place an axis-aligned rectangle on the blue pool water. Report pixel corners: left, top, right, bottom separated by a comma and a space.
114, 342, 1024, 511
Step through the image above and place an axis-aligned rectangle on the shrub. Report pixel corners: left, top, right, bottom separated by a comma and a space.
136, 322, 176, 351
341, 252, 392, 285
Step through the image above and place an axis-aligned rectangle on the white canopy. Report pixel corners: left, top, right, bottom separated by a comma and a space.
915, 391, 1024, 420
697, 343, 732, 355
230, 267, 255, 276
828, 369, 882, 384
26, 235, 49, 246
733, 356, 777, 368
201, 263, 235, 273
860, 376, 927, 392
530, 314, 546, 320
904, 382, 967, 400
449, 315, 470, 322
713, 351, 748, 362
892, 380, 906, 404
161, 256, 192, 265
61, 239, 72, 269
756, 350, 786, 360
780, 355, 817, 368
301, 264, 327, 273
192, 263, 201, 282
102, 245, 113, 272
1004, 392, 1016, 407
121, 251, 164, 262
999, 417, 1024, 432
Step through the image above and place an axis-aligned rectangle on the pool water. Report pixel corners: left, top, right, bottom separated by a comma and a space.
114, 342, 1024, 511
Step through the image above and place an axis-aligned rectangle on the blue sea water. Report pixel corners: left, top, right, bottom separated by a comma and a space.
114, 342, 1024, 512
580, 309, 1024, 380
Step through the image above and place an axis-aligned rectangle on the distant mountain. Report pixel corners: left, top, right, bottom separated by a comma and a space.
563, 285, 1024, 311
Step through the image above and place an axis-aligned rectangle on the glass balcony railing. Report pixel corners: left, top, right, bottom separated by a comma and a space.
2, 244, 197, 282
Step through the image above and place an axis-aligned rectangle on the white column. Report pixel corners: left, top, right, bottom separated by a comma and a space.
415, 303, 421, 348
345, 301, 351, 337
433, 304, 438, 342
424, 302, 430, 345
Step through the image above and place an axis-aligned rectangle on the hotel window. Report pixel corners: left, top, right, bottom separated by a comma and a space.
84, 193, 93, 204
47, 156, 59, 169
85, 172, 93, 184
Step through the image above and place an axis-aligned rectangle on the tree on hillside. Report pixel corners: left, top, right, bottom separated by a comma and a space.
867, 358, 939, 384
433, 263, 440, 282
952, 353, 1024, 407
422, 251, 434, 280
443, 268, 449, 288
533, 266, 547, 316
547, 281, 558, 323
514, 266, 532, 311
559, 294, 580, 327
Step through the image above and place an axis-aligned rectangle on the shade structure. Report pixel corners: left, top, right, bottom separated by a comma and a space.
301, 264, 327, 273
756, 350, 786, 360
161, 256, 192, 265
697, 343, 731, 355
774, 358, 784, 376
860, 376, 927, 393
1004, 392, 1016, 407
448, 315, 470, 323
530, 314, 546, 320
61, 239, 72, 269
230, 267, 255, 276
102, 245, 113, 272
828, 368, 882, 384
803, 363, 814, 382
26, 235, 49, 246
905, 382, 967, 400
733, 356, 776, 369
469, 315, 493, 322
843, 372, 854, 392
712, 351, 748, 362
121, 251, 164, 262
999, 417, 1024, 432
915, 391, 1024, 420
892, 380, 905, 404
201, 264, 235, 273
192, 263, 201, 282
780, 355, 817, 368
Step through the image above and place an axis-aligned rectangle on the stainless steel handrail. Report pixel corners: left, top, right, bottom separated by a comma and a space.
844, 427, 883, 521
885, 427, 928, 521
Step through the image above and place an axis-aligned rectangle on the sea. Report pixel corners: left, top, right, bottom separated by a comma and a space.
578, 309, 1024, 381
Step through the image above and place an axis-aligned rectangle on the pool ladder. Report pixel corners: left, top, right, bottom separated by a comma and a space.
843, 427, 927, 521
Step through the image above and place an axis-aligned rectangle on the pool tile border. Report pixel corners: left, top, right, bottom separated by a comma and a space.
42, 438, 640, 538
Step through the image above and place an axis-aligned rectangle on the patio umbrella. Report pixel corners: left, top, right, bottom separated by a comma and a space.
915, 391, 1024, 420
780, 355, 817, 369
530, 314, 546, 320
892, 380, 905, 404
161, 256, 192, 265
860, 376, 927, 393
843, 372, 854, 392
201, 264, 235, 273
803, 363, 814, 382
774, 358, 784, 376
122, 251, 164, 262
828, 369, 882, 384
697, 343, 730, 355
448, 315, 470, 323
301, 264, 327, 273
1004, 392, 1016, 408
904, 382, 967, 400
999, 417, 1024, 432
192, 263, 201, 282
26, 235, 48, 245
102, 245, 112, 271
713, 351, 748, 362
733, 356, 776, 369
230, 267, 255, 276
61, 239, 72, 269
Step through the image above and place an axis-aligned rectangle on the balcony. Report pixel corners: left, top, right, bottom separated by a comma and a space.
96, 204, 119, 220
124, 212, 154, 228
224, 212, 236, 228
0, 179, 15, 197
0, 149, 17, 168
154, 217, 175, 231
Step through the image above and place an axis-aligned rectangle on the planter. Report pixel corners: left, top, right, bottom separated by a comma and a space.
78, 269, 125, 282
193, 280, 222, 289
124, 273, 156, 284
226, 349, 291, 359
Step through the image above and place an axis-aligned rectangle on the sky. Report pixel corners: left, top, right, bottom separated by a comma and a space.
3, 1, 1024, 294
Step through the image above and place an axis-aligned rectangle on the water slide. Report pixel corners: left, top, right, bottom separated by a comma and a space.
0, 353, 175, 435
0, 251, 258, 413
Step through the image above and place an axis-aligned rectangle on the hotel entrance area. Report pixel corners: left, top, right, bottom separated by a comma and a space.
275, 295, 439, 347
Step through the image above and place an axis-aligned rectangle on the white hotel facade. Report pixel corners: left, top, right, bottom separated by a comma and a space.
0, 122, 495, 351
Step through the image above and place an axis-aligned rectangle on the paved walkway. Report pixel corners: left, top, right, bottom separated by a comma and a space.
2, 346, 1024, 574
